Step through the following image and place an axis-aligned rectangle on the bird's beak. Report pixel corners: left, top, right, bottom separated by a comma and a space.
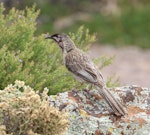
45, 35, 52, 39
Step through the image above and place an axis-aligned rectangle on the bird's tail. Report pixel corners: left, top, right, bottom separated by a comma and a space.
97, 86, 125, 116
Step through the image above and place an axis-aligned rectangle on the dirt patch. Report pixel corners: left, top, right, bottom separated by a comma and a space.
89, 44, 150, 87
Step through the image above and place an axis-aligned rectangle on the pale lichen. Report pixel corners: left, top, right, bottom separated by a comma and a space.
49, 86, 150, 135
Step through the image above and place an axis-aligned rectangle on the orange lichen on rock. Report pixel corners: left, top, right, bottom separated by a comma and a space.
127, 105, 145, 117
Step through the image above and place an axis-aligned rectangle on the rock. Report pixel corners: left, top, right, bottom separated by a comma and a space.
49, 86, 150, 135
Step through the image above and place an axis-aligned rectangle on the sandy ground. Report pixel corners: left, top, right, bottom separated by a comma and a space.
89, 44, 150, 88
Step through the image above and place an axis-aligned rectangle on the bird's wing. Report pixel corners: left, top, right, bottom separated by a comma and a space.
65, 50, 103, 84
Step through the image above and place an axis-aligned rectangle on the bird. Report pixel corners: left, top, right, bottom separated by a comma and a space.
45, 33, 125, 116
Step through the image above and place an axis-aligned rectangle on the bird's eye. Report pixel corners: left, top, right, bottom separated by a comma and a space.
58, 39, 62, 43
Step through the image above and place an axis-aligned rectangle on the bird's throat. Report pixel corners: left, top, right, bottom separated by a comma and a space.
67, 48, 74, 53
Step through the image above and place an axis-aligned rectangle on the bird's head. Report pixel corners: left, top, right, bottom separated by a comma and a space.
45, 33, 76, 53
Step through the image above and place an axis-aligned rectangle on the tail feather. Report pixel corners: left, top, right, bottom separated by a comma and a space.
97, 86, 125, 116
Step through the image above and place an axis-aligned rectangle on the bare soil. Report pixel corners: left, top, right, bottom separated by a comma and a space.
89, 44, 150, 87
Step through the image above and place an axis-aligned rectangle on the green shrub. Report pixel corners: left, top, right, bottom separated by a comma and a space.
0, 4, 96, 94
0, 81, 69, 135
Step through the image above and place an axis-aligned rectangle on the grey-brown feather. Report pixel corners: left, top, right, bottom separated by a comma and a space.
49, 33, 126, 116
65, 49, 125, 116
65, 49, 104, 86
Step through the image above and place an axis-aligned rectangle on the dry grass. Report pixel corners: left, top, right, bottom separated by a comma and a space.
0, 80, 69, 135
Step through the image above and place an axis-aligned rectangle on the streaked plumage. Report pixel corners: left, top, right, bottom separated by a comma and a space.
46, 33, 126, 116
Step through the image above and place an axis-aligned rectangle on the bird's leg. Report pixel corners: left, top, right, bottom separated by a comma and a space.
86, 84, 94, 91
74, 82, 84, 90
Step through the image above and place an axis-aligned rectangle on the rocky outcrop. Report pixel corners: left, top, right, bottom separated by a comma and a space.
49, 86, 150, 135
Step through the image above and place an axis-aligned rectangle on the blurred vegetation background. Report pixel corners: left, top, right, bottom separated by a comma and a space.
0, 0, 149, 94
1, 0, 150, 48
